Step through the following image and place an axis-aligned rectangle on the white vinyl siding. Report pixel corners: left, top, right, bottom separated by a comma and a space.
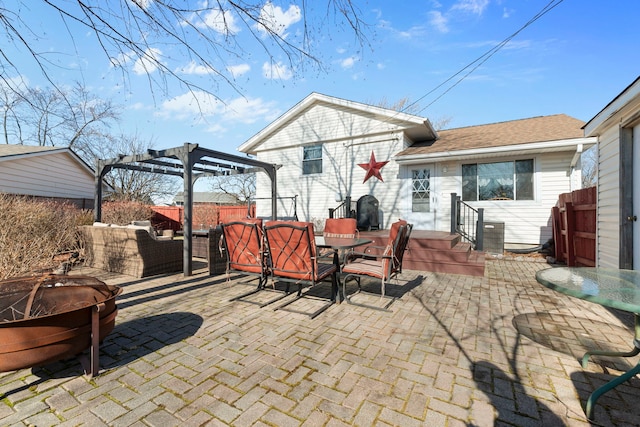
596, 125, 621, 268
449, 153, 573, 245
0, 152, 95, 199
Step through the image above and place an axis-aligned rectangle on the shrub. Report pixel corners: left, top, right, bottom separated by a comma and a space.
0, 194, 93, 280
100, 201, 155, 225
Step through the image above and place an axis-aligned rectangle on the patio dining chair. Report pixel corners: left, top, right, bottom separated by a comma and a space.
220, 219, 290, 307
320, 217, 359, 266
341, 220, 413, 310
264, 220, 339, 319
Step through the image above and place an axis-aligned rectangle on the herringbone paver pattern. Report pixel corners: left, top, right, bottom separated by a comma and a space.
1, 260, 639, 426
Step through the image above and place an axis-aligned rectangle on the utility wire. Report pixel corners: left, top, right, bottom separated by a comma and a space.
404, 0, 566, 116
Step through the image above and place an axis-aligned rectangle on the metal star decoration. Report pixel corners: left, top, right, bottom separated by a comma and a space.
358, 151, 389, 183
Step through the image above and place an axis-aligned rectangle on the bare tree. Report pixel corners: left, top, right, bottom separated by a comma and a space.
369, 97, 452, 130
581, 145, 597, 188
0, 82, 119, 158
208, 173, 256, 203
102, 133, 179, 203
0, 1, 371, 106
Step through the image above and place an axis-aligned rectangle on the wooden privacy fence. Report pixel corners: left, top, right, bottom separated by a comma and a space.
151, 205, 254, 231
552, 186, 596, 266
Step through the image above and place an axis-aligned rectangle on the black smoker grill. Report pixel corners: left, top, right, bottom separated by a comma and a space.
357, 195, 380, 231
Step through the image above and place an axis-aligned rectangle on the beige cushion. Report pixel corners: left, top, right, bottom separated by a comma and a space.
126, 224, 156, 239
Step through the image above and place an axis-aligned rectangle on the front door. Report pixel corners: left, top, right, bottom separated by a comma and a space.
406, 165, 436, 230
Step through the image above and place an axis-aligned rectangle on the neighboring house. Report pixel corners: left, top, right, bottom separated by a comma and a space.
583, 76, 640, 269
0, 144, 100, 208
239, 92, 596, 246
173, 191, 239, 206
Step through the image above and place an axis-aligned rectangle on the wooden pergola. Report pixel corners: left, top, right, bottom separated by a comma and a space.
93, 143, 278, 277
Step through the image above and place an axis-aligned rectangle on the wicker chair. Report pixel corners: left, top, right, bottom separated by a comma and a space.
341, 220, 413, 310
264, 220, 338, 318
78, 225, 183, 278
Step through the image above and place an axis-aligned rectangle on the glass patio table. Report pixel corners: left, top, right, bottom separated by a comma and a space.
535, 267, 640, 419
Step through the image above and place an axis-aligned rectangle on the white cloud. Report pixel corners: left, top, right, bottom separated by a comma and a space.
176, 61, 217, 75
451, 0, 489, 15
227, 63, 251, 78
131, 0, 154, 10
428, 11, 449, 33
158, 91, 223, 120
193, 8, 240, 34
340, 56, 359, 69
223, 97, 280, 124
256, 2, 301, 37
262, 61, 293, 80
133, 47, 162, 75
156, 91, 280, 130
110, 50, 135, 68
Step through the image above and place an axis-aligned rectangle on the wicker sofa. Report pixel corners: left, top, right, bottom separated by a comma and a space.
78, 224, 183, 278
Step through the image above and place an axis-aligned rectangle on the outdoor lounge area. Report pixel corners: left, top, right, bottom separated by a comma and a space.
1, 258, 639, 425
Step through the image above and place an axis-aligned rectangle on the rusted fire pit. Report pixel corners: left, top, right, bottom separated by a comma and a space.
0, 274, 122, 376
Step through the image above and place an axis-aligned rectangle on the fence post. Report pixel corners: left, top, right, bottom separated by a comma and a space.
450, 193, 458, 234
565, 202, 576, 266
476, 208, 484, 251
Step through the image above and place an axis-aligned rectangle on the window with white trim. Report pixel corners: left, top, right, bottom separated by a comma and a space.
462, 159, 534, 201
302, 144, 322, 175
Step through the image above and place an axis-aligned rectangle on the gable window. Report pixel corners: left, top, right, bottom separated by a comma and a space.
462, 159, 534, 201
302, 144, 322, 175
412, 168, 431, 212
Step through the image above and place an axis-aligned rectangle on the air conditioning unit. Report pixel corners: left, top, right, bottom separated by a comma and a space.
482, 222, 505, 254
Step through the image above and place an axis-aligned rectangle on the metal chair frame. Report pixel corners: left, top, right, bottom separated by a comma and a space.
341, 221, 413, 311
221, 219, 290, 307
264, 221, 338, 319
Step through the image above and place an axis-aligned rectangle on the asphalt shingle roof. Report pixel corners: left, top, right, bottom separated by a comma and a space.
397, 114, 586, 157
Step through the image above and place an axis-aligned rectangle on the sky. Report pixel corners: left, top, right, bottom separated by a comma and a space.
3, 0, 639, 158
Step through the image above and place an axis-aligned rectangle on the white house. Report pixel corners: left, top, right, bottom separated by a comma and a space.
0, 144, 99, 208
583, 76, 640, 269
239, 93, 596, 247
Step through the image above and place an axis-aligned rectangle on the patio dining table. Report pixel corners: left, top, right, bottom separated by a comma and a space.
535, 267, 640, 419
315, 236, 371, 302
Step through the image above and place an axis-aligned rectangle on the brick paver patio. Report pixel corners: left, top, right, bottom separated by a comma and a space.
1, 259, 639, 426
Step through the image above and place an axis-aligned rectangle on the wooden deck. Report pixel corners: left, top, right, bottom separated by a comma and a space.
359, 229, 485, 277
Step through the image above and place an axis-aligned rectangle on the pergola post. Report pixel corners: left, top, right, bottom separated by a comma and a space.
92, 143, 279, 277
179, 143, 195, 277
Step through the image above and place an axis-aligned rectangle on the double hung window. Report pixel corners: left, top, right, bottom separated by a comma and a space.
303, 145, 322, 175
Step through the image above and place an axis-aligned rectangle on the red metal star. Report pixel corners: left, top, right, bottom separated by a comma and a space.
358, 151, 389, 183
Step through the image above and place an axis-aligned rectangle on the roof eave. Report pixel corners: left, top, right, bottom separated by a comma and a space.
584, 76, 640, 136
394, 137, 597, 165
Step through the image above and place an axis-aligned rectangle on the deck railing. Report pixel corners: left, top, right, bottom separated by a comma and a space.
329, 196, 355, 219
450, 193, 484, 251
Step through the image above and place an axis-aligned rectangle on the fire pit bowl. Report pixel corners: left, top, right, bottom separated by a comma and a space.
0, 274, 122, 374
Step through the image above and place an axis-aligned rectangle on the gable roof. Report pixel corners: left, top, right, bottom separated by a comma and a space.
238, 92, 437, 154
0, 144, 94, 174
395, 114, 595, 163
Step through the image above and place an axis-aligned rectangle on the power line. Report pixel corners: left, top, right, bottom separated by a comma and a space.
404, 0, 566, 116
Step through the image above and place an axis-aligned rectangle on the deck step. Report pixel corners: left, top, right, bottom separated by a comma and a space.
360, 230, 485, 277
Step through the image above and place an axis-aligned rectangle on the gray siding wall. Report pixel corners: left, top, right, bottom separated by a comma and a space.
0, 152, 95, 199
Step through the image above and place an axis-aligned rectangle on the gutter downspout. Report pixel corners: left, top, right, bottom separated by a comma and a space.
569, 143, 584, 191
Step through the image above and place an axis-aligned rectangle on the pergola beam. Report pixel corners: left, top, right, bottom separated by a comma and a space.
94, 143, 278, 277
